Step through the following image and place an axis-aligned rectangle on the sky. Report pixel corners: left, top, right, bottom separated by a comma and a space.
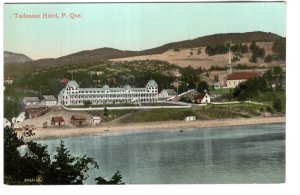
4, 2, 286, 60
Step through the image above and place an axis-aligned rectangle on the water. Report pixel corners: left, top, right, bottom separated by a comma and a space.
38, 123, 285, 184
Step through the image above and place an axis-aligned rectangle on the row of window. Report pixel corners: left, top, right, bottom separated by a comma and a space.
66, 98, 156, 105
64, 94, 157, 99
66, 90, 158, 94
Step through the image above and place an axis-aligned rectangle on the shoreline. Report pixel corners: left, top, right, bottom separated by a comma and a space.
26, 116, 286, 141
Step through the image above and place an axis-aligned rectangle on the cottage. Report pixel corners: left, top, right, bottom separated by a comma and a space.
23, 97, 40, 106
12, 112, 26, 125
226, 71, 261, 88
193, 93, 211, 104
185, 116, 196, 121
158, 89, 177, 99
42, 95, 57, 106
70, 114, 87, 126
51, 116, 65, 126
91, 116, 101, 126
4, 118, 11, 127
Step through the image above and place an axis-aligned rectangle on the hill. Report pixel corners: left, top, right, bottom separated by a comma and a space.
4, 31, 283, 75
139, 31, 281, 55
4, 51, 32, 64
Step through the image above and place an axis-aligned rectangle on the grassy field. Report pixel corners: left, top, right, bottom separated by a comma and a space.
210, 88, 232, 95
118, 103, 264, 123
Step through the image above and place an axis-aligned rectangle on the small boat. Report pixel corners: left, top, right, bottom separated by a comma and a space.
104, 129, 110, 132
179, 130, 183, 132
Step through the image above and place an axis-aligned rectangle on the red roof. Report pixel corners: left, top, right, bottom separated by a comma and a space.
71, 114, 87, 120
194, 93, 206, 101
227, 72, 261, 80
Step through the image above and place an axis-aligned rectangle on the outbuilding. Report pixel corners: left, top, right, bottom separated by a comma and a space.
42, 95, 57, 106
185, 116, 196, 121
51, 116, 65, 126
91, 116, 101, 126
158, 89, 177, 99
23, 97, 40, 106
193, 93, 211, 104
70, 114, 87, 126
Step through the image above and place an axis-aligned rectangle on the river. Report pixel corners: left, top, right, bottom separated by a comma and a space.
38, 123, 285, 184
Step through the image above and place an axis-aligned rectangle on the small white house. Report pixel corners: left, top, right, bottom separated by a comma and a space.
193, 93, 211, 104
158, 89, 177, 99
23, 97, 40, 106
42, 95, 57, 106
4, 118, 11, 127
12, 112, 26, 125
185, 116, 196, 121
91, 116, 101, 126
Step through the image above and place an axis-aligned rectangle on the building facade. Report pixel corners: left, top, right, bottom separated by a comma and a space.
42, 95, 58, 106
58, 80, 158, 106
158, 89, 177, 99
193, 93, 211, 104
23, 97, 40, 106
226, 71, 261, 88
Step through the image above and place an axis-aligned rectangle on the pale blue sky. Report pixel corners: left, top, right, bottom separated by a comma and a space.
4, 2, 286, 60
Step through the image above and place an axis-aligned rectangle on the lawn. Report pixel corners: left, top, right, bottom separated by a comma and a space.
119, 103, 263, 123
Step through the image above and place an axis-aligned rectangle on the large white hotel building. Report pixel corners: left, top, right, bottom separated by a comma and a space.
58, 80, 158, 106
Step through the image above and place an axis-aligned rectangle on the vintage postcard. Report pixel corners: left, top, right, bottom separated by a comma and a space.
3, 2, 286, 185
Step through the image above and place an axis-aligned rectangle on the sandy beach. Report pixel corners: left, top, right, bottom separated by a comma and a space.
26, 116, 285, 140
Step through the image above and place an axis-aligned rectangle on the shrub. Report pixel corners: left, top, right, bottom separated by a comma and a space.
264, 54, 273, 63
273, 98, 283, 112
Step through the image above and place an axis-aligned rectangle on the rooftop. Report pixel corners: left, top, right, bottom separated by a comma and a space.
161, 89, 177, 96
194, 93, 207, 100
51, 116, 65, 122
227, 71, 261, 80
71, 114, 87, 120
23, 97, 40, 103
67, 80, 79, 88
146, 80, 158, 87
43, 95, 57, 101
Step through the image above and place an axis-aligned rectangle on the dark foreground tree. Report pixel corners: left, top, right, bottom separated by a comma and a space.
273, 97, 283, 112
4, 127, 124, 185
45, 141, 99, 184
95, 170, 124, 185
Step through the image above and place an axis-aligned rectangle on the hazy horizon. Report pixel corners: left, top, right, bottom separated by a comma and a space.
4, 2, 286, 60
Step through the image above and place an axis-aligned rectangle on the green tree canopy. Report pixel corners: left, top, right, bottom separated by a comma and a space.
197, 81, 209, 93
272, 38, 286, 60
95, 170, 124, 185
